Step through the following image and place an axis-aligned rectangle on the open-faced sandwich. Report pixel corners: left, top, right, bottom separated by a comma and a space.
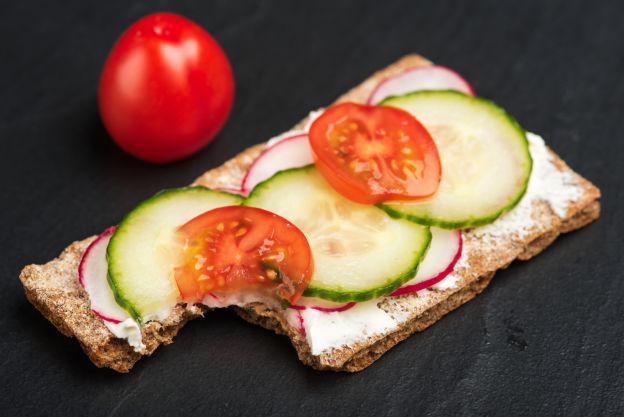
20, 54, 601, 372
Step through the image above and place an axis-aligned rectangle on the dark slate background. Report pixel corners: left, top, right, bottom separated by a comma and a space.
1, 1, 622, 416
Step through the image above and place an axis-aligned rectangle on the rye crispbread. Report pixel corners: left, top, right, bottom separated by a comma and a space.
19, 55, 601, 373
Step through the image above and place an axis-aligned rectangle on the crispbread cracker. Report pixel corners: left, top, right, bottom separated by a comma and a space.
19, 54, 600, 372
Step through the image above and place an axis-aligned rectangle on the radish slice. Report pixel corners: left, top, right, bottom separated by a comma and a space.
292, 229, 462, 307
241, 133, 313, 193
290, 298, 356, 313
78, 227, 130, 323
367, 65, 474, 105
391, 228, 462, 296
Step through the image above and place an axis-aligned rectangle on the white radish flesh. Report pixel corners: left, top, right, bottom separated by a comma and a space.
241, 133, 313, 193
78, 227, 130, 323
391, 228, 462, 296
367, 65, 474, 105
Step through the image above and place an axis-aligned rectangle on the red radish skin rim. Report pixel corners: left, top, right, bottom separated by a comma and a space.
206, 293, 221, 302
390, 231, 463, 297
92, 310, 123, 324
78, 226, 123, 324
295, 310, 306, 335
78, 226, 116, 288
290, 301, 357, 313
240, 133, 309, 194
366, 65, 475, 105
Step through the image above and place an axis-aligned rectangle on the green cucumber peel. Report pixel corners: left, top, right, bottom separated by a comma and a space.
301, 226, 431, 302
379, 90, 533, 229
245, 165, 432, 303
107, 186, 244, 322
243, 164, 317, 203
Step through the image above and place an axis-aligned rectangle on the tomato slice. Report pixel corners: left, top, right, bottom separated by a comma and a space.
308, 102, 441, 204
174, 206, 313, 305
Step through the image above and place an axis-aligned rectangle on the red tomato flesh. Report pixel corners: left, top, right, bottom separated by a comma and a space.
309, 103, 441, 204
98, 13, 234, 163
174, 206, 313, 305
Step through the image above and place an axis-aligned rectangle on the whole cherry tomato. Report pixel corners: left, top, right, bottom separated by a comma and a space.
98, 13, 234, 163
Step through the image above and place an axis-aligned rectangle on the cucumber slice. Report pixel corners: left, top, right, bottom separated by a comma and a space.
245, 166, 431, 302
107, 187, 242, 321
379, 90, 532, 229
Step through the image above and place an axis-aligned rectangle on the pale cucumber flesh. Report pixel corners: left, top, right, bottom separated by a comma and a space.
380, 90, 532, 229
107, 188, 242, 321
245, 166, 431, 302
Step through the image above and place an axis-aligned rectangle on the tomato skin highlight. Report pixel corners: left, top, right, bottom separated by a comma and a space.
174, 206, 313, 305
309, 103, 441, 204
98, 12, 234, 163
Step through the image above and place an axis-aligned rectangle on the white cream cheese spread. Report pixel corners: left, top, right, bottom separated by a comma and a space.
104, 318, 145, 351
101, 305, 172, 353
92, 130, 583, 356
295, 132, 584, 356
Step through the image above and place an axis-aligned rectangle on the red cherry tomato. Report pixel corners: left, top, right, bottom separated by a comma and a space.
309, 103, 441, 204
174, 206, 313, 305
98, 13, 234, 163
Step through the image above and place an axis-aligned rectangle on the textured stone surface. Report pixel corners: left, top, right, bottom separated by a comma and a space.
2, 1, 622, 416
